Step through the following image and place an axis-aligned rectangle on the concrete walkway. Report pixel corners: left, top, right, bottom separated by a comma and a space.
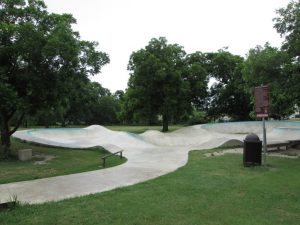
1, 122, 299, 204
0, 146, 189, 204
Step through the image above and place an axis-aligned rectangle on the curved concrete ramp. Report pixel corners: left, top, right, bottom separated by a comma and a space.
1, 121, 299, 204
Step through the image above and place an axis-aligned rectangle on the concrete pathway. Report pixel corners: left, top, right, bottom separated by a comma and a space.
0, 146, 188, 204
1, 122, 299, 204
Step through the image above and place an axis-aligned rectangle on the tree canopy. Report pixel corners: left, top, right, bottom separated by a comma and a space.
205, 50, 252, 121
183, 52, 209, 109
0, 0, 109, 157
243, 44, 293, 119
274, 0, 300, 106
124, 37, 191, 131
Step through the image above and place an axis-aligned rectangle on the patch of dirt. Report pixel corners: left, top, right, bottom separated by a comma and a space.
204, 148, 300, 159
33, 153, 56, 165
204, 149, 242, 157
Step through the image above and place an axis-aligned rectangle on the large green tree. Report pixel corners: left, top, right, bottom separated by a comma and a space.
273, 0, 300, 106
183, 52, 209, 109
31, 81, 121, 126
0, 0, 109, 158
84, 82, 121, 125
207, 50, 252, 121
242, 1, 300, 119
274, 0, 300, 58
125, 37, 188, 131
243, 44, 293, 119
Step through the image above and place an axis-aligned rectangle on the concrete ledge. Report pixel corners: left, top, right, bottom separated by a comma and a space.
18, 149, 32, 161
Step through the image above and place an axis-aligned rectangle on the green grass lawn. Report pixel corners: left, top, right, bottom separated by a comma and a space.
105, 125, 184, 133
1, 151, 299, 225
0, 138, 126, 184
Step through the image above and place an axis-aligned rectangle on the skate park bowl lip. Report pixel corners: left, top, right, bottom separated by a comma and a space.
273, 127, 300, 132
26, 128, 86, 137
23, 120, 300, 136
201, 121, 300, 135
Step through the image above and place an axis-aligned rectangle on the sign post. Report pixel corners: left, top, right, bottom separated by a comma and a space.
254, 85, 269, 165
262, 117, 267, 164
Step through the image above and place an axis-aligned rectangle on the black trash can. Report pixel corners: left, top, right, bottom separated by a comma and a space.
243, 133, 262, 166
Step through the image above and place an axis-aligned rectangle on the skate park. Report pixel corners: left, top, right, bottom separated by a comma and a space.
2, 0, 300, 224
1, 121, 299, 204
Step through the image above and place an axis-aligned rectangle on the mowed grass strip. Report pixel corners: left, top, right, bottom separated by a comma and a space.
1, 151, 300, 225
0, 138, 126, 184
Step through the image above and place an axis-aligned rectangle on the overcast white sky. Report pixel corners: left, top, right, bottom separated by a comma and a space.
44, 0, 290, 92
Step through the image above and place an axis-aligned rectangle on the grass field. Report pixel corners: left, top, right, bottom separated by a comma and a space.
1, 150, 299, 225
0, 138, 126, 184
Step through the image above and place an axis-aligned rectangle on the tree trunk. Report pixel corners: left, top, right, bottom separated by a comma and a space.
0, 124, 4, 146
0, 115, 11, 159
162, 114, 169, 132
1, 111, 24, 159
62, 118, 66, 127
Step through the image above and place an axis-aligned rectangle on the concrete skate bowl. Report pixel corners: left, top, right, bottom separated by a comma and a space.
138, 125, 245, 149
13, 125, 155, 150
13, 124, 249, 153
201, 121, 300, 142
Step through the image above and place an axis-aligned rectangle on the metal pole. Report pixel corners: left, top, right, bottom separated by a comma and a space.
262, 117, 267, 165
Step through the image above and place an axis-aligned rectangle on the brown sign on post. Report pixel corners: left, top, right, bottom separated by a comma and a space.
255, 85, 269, 118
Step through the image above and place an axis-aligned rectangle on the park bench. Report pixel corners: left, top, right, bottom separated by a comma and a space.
288, 139, 300, 148
101, 150, 124, 168
267, 141, 289, 151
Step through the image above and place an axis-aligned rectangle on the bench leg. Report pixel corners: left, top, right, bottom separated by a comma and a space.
103, 158, 106, 168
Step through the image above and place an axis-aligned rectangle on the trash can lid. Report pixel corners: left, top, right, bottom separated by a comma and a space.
245, 133, 260, 141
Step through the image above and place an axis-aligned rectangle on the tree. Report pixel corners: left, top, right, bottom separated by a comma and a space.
207, 50, 252, 121
243, 44, 293, 119
126, 37, 188, 131
274, 0, 300, 58
0, 0, 109, 158
83, 82, 120, 125
273, 0, 300, 106
114, 90, 125, 101
183, 52, 209, 109
30, 81, 121, 126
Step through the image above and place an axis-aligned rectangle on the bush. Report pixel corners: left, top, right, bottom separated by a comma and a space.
187, 110, 209, 125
